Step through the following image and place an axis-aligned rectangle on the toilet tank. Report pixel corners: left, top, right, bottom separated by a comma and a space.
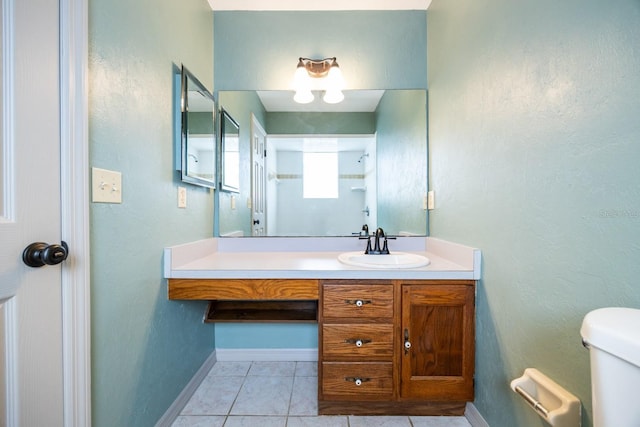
581, 307, 640, 427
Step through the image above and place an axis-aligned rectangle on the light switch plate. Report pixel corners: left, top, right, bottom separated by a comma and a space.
427, 190, 435, 210
92, 167, 122, 203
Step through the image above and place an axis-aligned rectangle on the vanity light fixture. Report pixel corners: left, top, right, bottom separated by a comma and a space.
293, 57, 345, 104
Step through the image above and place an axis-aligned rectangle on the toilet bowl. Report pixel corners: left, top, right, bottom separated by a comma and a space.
581, 307, 640, 427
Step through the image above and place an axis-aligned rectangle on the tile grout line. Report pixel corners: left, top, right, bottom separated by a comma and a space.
223, 362, 252, 424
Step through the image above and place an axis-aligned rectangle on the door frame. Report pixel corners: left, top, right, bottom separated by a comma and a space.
59, 0, 91, 424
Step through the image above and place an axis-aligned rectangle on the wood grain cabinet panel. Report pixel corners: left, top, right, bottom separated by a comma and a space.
400, 282, 475, 401
319, 279, 475, 416
322, 362, 394, 399
322, 324, 393, 359
322, 283, 393, 319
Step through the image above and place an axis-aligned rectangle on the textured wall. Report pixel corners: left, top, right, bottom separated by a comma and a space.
213, 11, 427, 91
376, 90, 428, 235
266, 112, 376, 135
427, 0, 640, 425
89, 0, 214, 425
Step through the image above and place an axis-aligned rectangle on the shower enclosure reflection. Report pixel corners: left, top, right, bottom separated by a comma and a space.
266, 135, 376, 236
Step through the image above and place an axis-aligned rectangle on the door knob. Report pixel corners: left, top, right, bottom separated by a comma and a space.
253, 219, 260, 225
22, 241, 69, 267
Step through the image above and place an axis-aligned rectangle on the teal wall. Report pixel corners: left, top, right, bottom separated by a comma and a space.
213, 11, 427, 90
427, 1, 640, 426
89, 0, 214, 425
188, 112, 215, 134
212, 11, 428, 351
376, 90, 428, 235
266, 112, 376, 135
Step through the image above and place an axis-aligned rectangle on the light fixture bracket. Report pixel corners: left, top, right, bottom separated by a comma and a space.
298, 57, 338, 78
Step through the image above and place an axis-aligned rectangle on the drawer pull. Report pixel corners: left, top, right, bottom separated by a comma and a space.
345, 377, 371, 386
345, 299, 372, 307
344, 338, 372, 347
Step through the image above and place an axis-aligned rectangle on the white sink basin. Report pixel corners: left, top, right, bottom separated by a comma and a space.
338, 251, 431, 269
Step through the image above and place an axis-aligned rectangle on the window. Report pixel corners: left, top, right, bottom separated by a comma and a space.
303, 152, 338, 198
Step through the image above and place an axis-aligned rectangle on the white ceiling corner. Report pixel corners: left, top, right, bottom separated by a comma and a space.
207, 0, 431, 11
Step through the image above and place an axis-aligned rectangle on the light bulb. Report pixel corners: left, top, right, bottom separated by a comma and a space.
323, 89, 344, 104
294, 89, 314, 104
323, 61, 344, 103
293, 62, 311, 92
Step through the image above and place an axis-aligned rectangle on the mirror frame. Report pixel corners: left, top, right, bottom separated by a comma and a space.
219, 108, 240, 193
179, 65, 217, 189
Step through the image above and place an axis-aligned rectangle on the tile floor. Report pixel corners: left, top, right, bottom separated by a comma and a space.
172, 361, 472, 427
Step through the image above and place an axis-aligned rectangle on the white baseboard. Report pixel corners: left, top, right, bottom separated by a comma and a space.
215, 348, 318, 362
155, 350, 217, 427
465, 402, 490, 427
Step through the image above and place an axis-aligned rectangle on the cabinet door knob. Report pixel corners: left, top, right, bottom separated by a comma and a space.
404, 328, 412, 354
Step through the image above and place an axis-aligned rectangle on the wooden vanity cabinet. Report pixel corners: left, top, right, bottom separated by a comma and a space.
400, 281, 475, 402
319, 281, 396, 404
318, 279, 475, 416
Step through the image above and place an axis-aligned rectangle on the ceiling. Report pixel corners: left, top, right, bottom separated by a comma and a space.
257, 90, 385, 113
207, 0, 431, 11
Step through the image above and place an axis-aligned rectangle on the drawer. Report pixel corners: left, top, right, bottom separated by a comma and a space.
323, 284, 393, 319
323, 324, 393, 359
322, 362, 393, 398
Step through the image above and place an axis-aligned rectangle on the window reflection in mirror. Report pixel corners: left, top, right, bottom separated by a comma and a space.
217, 89, 427, 237
303, 152, 338, 199
179, 66, 216, 188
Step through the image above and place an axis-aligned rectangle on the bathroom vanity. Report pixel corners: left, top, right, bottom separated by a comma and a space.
164, 237, 480, 416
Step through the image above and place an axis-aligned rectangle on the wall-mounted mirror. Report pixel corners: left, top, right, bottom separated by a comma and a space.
178, 66, 216, 189
217, 89, 427, 237
220, 108, 240, 192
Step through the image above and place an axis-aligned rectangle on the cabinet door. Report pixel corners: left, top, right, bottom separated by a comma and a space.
400, 283, 475, 401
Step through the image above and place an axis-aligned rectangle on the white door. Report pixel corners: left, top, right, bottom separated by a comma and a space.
251, 114, 267, 236
0, 0, 68, 424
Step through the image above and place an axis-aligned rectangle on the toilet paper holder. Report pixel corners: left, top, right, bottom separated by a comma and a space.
511, 368, 581, 427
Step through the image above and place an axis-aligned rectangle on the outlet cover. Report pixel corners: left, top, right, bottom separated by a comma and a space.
178, 187, 187, 208
427, 190, 435, 210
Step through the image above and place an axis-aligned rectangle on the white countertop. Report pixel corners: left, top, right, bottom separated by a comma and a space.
163, 237, 481, 280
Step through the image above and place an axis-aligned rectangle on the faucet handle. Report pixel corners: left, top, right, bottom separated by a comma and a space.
358, 235, 372, 254
381, 234, 396, 254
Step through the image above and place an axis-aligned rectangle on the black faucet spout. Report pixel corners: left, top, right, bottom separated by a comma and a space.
373, 228, 384, 253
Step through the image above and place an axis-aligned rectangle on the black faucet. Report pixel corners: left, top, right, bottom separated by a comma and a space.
353, 224, 369, 238
358, 226, 396, 254
373, 228, 387, 254
362, 227, 392, 255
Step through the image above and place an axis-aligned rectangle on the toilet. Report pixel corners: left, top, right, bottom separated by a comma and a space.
581, 307, 640, 427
